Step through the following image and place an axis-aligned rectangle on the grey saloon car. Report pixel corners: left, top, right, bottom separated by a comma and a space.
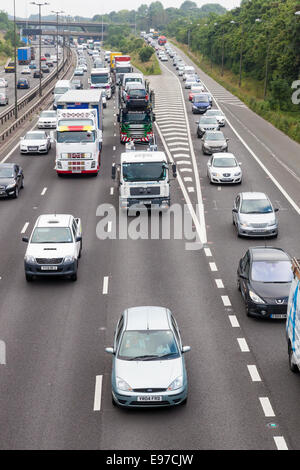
105, 306, 191, 408
202, 131, 229, 155
232, 192, 279, 238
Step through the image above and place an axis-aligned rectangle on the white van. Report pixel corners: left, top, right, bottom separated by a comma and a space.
122, 73, 144, 90
53, 79, 72, 110
183, 65, 195, 81
286, 258, 300, 372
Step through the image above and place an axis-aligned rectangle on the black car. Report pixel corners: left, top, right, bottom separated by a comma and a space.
124, 84, 150, 110
46, 61, 54, 67
237, 246, 293, 319
44, 52, 50, 57
0, 163, 24, 199
33, 70, 43, 78
17, 79, 30, 89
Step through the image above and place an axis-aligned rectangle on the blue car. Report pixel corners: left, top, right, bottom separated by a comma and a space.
29, 63, 37, 69
192, 93, 211, 114
17, 79, 30, 89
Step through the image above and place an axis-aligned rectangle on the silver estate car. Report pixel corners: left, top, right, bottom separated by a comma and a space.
106, 306, 191, 408
232, 192, 279, 238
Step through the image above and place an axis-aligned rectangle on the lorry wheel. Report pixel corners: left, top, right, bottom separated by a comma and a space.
288, 342, 298, 373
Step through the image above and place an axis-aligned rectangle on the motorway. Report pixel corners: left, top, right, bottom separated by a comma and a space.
0, 42, 299, 450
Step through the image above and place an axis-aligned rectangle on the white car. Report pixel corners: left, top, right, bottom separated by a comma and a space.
207, 153, 242, 185
205, 109, 226, 126
78, 64, 87, 72
21, 67, 31, 74
38, 110, 57, 129
0, 78, 8, 87
20, 130, 52, 154
160, 55, 168, 61
22, 213, 82, 282
74, 68, 84, 76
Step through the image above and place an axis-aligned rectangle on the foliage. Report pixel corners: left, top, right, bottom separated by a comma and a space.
139, 46, 154, 62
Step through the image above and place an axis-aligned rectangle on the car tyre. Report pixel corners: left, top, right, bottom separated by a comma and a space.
14, 186, 19, 199
70, 271, 77, 282
288, 342, 298, 373
25, 274, 33, 282
21, 178, 24, 189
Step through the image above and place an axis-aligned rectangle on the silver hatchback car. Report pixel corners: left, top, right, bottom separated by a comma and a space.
106, 306, 191, 408
232, 192, 279, 238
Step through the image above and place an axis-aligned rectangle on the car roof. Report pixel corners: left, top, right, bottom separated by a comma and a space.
26, 130, 46, 134
36, 214, 73, 227
124, 306, 171, 331
240, 192, 268, 200
213, 152, 235, 159
249, 247, 290, 262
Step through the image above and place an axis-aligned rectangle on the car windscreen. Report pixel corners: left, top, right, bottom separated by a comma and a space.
128, 89, 147, 98
207, 110, 224, 116
251, 260, 292, 283
57, 130, 95, 143
122, 162, 167, 182
118, 330, 180, 360
205, 132, 224, 141
40, 112, 56, 118
213, 157, 237, 167
54, 87, 69, 94
240, 199, 273, 214
194, 95, 209, 103
91, 75, 109, 83
31, 227, 73, 243
200, 118, 217, 124
25, 133, 45, 140
0, 168, 14, 178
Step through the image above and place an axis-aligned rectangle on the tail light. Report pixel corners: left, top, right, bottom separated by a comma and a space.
126, 94, 130, 100
106, 85, 110, 89
145, 94, 149, 100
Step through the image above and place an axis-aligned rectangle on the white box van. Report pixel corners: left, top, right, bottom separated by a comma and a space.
53, 79, 72, 110
286, 258, 300, 372
183, 65, 195, 81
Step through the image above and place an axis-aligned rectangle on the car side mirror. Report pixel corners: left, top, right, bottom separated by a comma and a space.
182, 346, 191, 353
22, 236, 29, 243
226, 138, 229, 142
274, 208, 279, 212
75, 235, 82, 242
105, 347, 115, 355
232, 208, 238, 213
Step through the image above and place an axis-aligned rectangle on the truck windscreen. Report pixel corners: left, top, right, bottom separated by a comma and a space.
122, 162, 167, 182
57, 130, 95, 143
91, 75, 109, 84
123, 113, 150, 123
116, 67, 132, 73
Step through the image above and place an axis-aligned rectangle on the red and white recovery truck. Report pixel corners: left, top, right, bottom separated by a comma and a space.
114, 56, 133, 85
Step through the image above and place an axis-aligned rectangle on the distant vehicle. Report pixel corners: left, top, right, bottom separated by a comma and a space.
207, 153, 242, 185
160, 54, 168, 61
78, 64, 87, 72
205, 109, 226, 127
40, 56, 47, 61
17, 78, 30, 89
0, 92, 8, 106
41, 65, 50, 73
53, 80, 72, 109
105, 306, 190, 408
192, 94, 211, 114
185, 77, 199, 89
189, 85, 205, 101
232, 192, 279, 238
20, 130, 51, 154
0, 78, 8, 87
5, 62, 15, 73
202, 131, 228, 155
0, 163, 24, 199
71, 79, 83, 90
237, 246, 292, 319
38, 110, 57, 129
33, 70, 43, 78
21, 66, 31, 75
196, 116, 220, 138
46, 60, 53, 67
74, 68, 84, 76
29, 63, 37, 69
22, 213, 82, 282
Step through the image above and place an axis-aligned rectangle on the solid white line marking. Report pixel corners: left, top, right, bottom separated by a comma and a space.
93, 375, 103, 411
21, 222, 29, 234
102, 276, 109, 295
41, 187, 47, 196
237, 338, 249, 352
209, 262, 218, 272
259, 397, 275, 417
221, 295, 231, 307
110, 187, 114, 195
248, 365, 261, 382
215, 279, 224, 288
229, 315, 240, 328
273, 436, 288, 450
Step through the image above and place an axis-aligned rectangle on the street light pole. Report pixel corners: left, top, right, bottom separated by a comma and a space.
13, 0, 17, 119
31, 1, 49, 98
52, 10, 64, 79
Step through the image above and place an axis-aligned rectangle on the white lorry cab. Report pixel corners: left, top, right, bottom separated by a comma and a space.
89, 68, 114, 99
54, 108, 102, 176
286, 258, 300, 372
112, 149, 177, 213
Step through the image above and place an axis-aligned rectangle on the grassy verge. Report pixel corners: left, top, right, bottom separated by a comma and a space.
170, 38, 300, 144
127, 51, 161, 76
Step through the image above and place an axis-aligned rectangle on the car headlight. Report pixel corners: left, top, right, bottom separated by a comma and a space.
240, 222, 249, 228
204, 143, 210, 148
64, 255, 75, 263
116, 377, 132, 392
234, 172, 241, 176
25, 255, 35, 263
249, 290, 265, 304
168, 376, 183, 391
6, 183, 16, 190
268, 219, 276, 226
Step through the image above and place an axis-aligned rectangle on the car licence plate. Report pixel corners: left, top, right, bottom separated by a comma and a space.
41, 266, 58, 271
271, 314, 286, 319
137, 396, 162, 402
29, 147, 38, 151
